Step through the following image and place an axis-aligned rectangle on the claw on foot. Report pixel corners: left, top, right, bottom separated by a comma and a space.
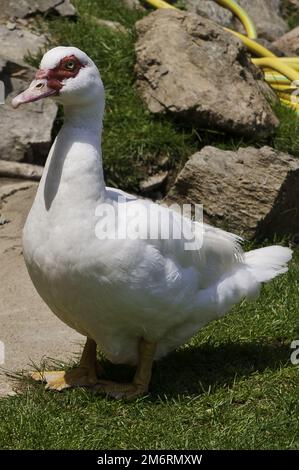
30, 337, 156, 399
93, 338, 156, 400
30, 367, 99, 391
30, 338, 102, 391
93, 380, 147, 400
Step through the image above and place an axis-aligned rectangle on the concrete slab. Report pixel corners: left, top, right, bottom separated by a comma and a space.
0, 179, 83, 396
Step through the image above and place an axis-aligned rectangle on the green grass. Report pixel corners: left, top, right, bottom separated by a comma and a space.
282, 0, 299, 29
271, 103, 299, 156
0, 249, 298, 449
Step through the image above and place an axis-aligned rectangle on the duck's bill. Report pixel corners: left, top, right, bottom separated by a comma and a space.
12, 79, 57, 109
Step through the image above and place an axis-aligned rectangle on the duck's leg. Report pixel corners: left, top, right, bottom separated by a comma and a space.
31, 337, 103, 391
94, 338, 156, 400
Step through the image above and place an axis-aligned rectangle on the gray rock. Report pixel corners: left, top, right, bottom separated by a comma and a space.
233, 1, 288, 42
139, 171, 168, 193
92, 18, 128, 34
0, 215, 10, 225
123, 0, 145, 10
184, 0, 234, 27
0, 24, 48, 67
54, 0, 76, 17
258, 38, 286, 57
0, 160, 43, 181
6, 21, 16, 30
0, 23, 57, 164
0, 0, 76, 20
273, 26, 299, 55
0, 64, 57, 163
185, 0, 288, 41
165, 146, 299, 239
135, 9, 278, 139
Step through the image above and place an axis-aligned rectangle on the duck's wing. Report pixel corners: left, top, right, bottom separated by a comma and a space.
106, 191, 245, 288
152, 204, 245, 287
106, 186, 138, 202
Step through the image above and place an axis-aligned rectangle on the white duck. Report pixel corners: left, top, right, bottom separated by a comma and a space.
13, 46, 292, 399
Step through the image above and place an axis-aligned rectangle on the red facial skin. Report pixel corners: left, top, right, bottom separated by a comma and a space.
35, 55, 84, 93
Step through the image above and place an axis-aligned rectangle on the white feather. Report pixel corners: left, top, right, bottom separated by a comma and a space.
245, 246, 292, 282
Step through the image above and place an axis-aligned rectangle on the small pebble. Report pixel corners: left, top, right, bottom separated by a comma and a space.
6, 21, 16, 31
0, 216, 10, 226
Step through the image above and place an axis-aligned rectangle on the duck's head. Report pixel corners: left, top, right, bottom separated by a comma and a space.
12, 46, 104, 109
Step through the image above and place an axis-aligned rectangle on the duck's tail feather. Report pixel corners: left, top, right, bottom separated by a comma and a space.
245, 246, 293, 283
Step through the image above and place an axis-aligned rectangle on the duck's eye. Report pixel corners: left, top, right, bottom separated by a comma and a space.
64, 60, 76, 71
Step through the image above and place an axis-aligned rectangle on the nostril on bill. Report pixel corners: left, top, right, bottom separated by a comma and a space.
35, 82, 44, 89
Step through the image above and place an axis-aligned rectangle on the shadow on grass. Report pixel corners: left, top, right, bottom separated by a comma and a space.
101, 340, 291, 399
4, 340, 290, 400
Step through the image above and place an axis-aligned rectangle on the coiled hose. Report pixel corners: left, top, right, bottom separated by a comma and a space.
143, 0, 299, 114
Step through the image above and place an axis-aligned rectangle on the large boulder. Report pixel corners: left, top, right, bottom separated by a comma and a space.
185, 0, 288, 41
0, 60, 57, 163
165, 146, 299, 240
0, 24, 48, 67
184, 0, 234, 28
0, 22, 57, 164
273, 26, 299, 55
0, 0, 76, 20
235, 0, 288, 41
135, 9, 278, 139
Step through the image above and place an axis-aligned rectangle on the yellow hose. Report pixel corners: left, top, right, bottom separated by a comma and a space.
270, 84, 297, 91
252, 58, 299, 82
144, 0, 177, 10
225, 30, 276, 57
277, 89, 299, 100
253, 58, 299, 70
143, 0, 299, 115
216, 0, 257, 39
273, 57, 299, 64
264, 73, 291, 84
280, 98, 299, 110
263, 66, 299, 74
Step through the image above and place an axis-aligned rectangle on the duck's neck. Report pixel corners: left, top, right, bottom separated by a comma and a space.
63, 100, 104, 133
41, 100, 107, 211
